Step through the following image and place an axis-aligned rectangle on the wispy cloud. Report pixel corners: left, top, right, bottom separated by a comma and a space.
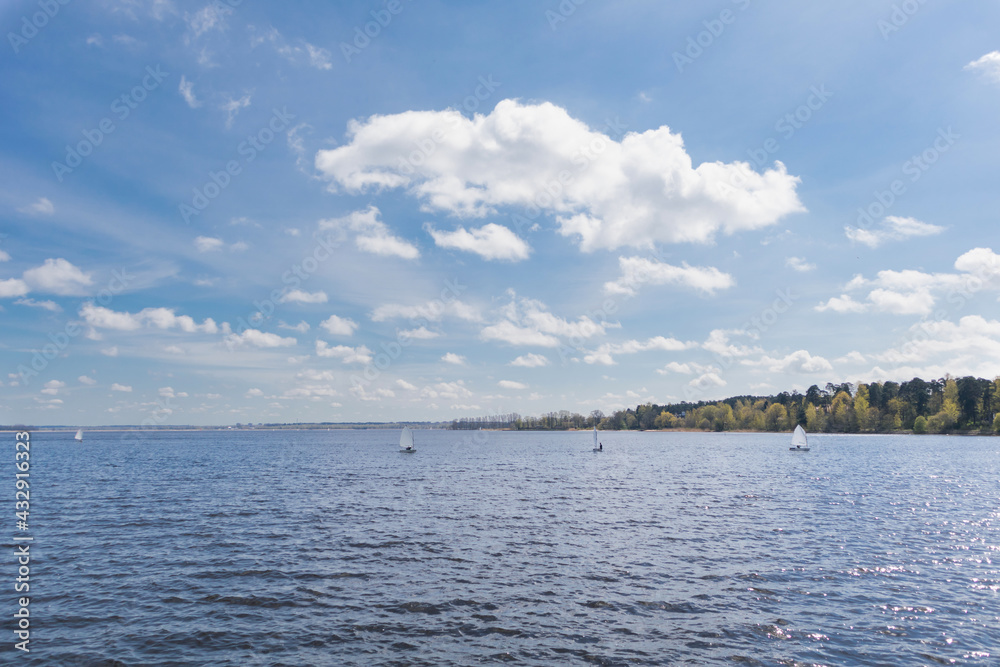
845, 216, 945, 248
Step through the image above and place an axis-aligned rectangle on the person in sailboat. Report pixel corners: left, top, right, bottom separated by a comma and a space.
598, 442, 602, 451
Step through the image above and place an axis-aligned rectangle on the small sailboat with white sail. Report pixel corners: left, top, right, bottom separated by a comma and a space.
789, 424, 809, 451
592, 426, 602, 452
74, 429, 83, 442
399, 426, 415, 453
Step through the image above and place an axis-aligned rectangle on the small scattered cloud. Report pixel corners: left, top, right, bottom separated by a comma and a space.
786, 256, 816, 272
279, 320, 310, 333
18, 197, 55, 216
194, 236, 225, 252
442, 352, 467, 365
510, 353, 549, 368
14, 297, 61, 312
604, 256, 734, 297
225, 329, 296, 348
845, 216, 945, 248
23, 258, 93, 295
319, 314, 357, 335
78, 375, 97, 385
41, 379, 65, 395
425, 223, 531, 261
315, 341, 372, 364
221, 92, 252, 129
815, 294, 868, 314
111, 383, 132, 392
319, 207, 419, 260
179, 75, 201, 108
280, 289, 328, 304
498, 380, 527, 390
965, 51, 1000, 83
584, 336, 693, 366
399, 326, 439, 340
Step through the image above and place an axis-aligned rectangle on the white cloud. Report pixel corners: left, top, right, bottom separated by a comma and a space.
425, 223, 531, 261
80, 303, 220, 333
815, 294, 868, 314
194, 236, 224, 252
101, 346, 119, 357
111, 383, 132, 392
498, 380, 527, 390
319, 206, 419, 260
15, 297, 61, 311
442, 352, 466, 365
656, 360, 716, 375
420, 380, 472, 400
221, 93, 252, 129
225, 329, 296, 348
603, 256, 734, 296
818, 247, 1000, 316
870, 315, 1000, 379
0, 279, 30, 298
785, 256, 815, 272
18, 197, 55, 216
23, 258, 93, 295
315, 341, 372, 364
246, 388, 264, 397
250, 26, 332, 71
186, 3, 232, 38
480, 320, 560, 347
279, 320, 310, 333
41, 379, 65, 395
396, 379, 418, 391
0, 249, 9, 261
319, 314, 357, 335
965, 51, 1000, 83
304, 42, 332, 70
510, 353, 549, 368
78, 375, 97, 385
372, 299, 480, 322
690, 371, 726, 390
280, 289, 328, 304
480, 292, 609, 349
845, 216, 945, 248
701, 329, 762, 358
164, 345, 184, 354
315, 99, 804, 252
399, 326, 439, 340
179, 75, 201, 108
584, 336, 692, 365
836, 351, 867, 364
742, 350, 833, 374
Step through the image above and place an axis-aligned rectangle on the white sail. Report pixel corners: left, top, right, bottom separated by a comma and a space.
399, 426, 414, 450
593, 427, 598, 447
791, 425, 808, 448
74, 429, 83, 441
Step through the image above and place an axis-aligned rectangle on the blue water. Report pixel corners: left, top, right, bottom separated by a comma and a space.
5, 429, 999, 665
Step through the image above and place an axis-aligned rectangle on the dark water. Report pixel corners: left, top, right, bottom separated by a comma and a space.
5, 429, 1000, 665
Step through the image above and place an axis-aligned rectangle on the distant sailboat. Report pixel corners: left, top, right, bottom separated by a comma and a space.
399, 426, 415, 453
789, 424, 809, 451
74, 429, 83, 442
592, 426, 602, 452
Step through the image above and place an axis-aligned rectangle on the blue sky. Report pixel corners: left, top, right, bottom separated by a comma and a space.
2, 0, 999, 426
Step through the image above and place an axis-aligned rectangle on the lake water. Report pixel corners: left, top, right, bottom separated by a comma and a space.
7, 429, 1000, 665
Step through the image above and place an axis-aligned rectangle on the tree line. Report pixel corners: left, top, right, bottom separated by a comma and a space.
452, 376, 1000, 434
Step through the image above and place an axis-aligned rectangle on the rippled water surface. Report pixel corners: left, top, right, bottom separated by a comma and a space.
8, 429, 1000, 665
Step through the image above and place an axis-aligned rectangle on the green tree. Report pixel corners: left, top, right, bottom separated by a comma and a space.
913, 415, 928, 434
764, 403, 788, 431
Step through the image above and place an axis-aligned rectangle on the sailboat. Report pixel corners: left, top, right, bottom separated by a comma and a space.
592, 426, 602, 452
399, 426, 415, 453
789, 424, 809, 451
74, 429, 83, 442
